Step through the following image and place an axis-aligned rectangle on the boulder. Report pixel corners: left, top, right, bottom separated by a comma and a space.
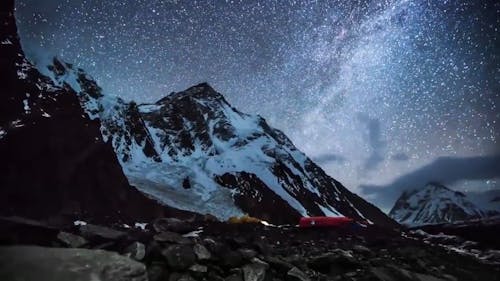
189, 264, 208, 273
370, 266, 447, 281
265, 256, 294, 273
162, 245, 197, 270
147, 261, 169, 281
307, 249, 359, 274
286, 267, 310, 281
57, 231, 88, 248
79, 224, 127, 240
153, 218, 196, 234
0, 246, 147, 281
242, 258, 269, 281
239, 248, 258, 260
225, 273, 244, 281
154, 231, 191, 244
193, 243, 211, 260
124, 241, 146, 261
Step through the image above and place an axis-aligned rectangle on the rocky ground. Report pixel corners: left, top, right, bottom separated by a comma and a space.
0, 216, 499, 281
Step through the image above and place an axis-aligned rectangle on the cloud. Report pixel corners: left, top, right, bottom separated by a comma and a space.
312, 153, 347, 165
360, 154, 500, 211
357, 114, 386, 172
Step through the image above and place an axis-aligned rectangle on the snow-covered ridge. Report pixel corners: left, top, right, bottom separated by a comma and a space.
43, 59, 396, 226
389, 182, 488, 226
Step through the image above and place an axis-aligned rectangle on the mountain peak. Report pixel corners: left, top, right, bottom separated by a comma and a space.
389, 183, 486, 226
156, 82, 226, 105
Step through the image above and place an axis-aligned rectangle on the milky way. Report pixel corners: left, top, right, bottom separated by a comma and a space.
15, 0, 500, 207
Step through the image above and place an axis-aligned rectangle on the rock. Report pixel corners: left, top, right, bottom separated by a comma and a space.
79, 224, 127, 240
178, 275, 196, 281
189, 264, 208, 273
169, 273, 196, 281
265, 256, 294, 273
242, 258, 269, 281
352, 245, 372, 255
154, 231, 191, 244
307, 249, 359, 274
203, 213, 219, 222
222, 250, 244, 268
239, 248, 258, 260
253, 239, 271, 256
286, 267, 310, 281
0, 245, 147, 281
193, 243, 211, 260
93, 241, 115, 250
225, 273, 244, 281
153, 218, 196, 234
370, 266, 447, 281
56, 231, 88, 248
204, 238, 230, 257
147, 261, 169, 281
162, 245, 197, 270
125, 241, 146, 261
345, 271, 357, 278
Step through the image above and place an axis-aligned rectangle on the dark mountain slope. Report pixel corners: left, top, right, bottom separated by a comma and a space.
0, 0, 192, 224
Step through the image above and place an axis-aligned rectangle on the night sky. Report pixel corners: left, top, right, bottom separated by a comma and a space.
15, 0, 499, 209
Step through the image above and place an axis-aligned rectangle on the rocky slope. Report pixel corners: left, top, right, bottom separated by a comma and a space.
389, 182, 487, 226
1, 216, 499, 281
0, 0, 194, 224
35, 57, 396, 227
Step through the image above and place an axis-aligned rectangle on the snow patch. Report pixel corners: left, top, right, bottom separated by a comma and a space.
23, 93, 30, 113
182, 228, 203, 238
134, 222, 148, 230
1, 38, 13, 45
11, 119, 24, 128
73, 220, 87, 226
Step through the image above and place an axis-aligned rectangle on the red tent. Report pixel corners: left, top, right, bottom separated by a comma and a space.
299, 216, 354, 228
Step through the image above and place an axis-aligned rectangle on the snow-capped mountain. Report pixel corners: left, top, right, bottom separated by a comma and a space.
41, 59, 397, 227
389, 182, 488, 226
0, 1, 190, 223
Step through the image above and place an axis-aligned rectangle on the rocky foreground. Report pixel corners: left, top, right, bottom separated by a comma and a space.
1, 217, 499, 281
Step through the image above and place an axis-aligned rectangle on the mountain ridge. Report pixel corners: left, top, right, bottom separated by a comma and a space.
41, 59, 397, 227
0, 0, 196, 224
389, 182, 488, 226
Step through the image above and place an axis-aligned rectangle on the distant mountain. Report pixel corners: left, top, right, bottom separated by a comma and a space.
466, 189, 500, 213
39, 57, 397, 227
0, 0, 192, 223
389, 182, 489, 226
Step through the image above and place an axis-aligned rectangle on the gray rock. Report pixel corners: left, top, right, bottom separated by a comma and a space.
352, 245, 372, 255
125, 241, 146, 261
162, 244, 197, 270
154, 231, 191, 244
239, 248, 258, 260
370, 266, 447, 281
225, 273, 244, 281
153, 218, 196, 234
193, 243, 211, 260
189, 264, 208, 273
147, 261, 169, 281
308, 249, 359, 273
286, 267, 310, 281
79, 224, 127, 240
169, 273, 196, 281
243, 258, 269, 281
222, 250, 244, 268
265, 256, 294, 273
57, 231, 88, 248
0, 245, 147, 281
